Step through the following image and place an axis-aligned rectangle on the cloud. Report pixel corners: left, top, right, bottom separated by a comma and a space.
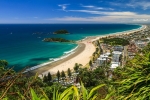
53, 2, 150, 23
81, 5, 114, 10
46, 12, 150, 23
127, 1, 150, 10
81, 5, 95, 8
58, 4, 70, 11
68, 10, 136, 16
133, 19, 149, 21
110, 0, 150, 10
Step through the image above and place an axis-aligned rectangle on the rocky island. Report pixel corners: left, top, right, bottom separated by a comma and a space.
43, 38, 75, 43
53, 30, 69, 34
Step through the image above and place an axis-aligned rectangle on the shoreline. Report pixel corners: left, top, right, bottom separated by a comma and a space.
26, 25, 147, 77
28, 38, 95, 76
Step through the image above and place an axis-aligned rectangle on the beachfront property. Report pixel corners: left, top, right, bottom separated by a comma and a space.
97, 54, 108, 66
110, 51, 122, 69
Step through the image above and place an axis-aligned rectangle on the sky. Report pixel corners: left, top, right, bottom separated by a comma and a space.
0, 0, 150, 23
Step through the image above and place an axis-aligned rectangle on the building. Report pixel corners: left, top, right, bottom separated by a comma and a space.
110, 62, 120, 70
110, 51, 122, 70
113, 46, 124, 52
127, 42, 137, 56
97, 57, 107, 66
97, 53, 110, 66
112, 51, 122, 62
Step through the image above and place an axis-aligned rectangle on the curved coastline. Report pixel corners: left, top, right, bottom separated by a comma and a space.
26, 42, 86, 75
25, 24, 146, 76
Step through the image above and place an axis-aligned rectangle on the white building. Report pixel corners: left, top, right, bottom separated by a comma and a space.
97, 53, 110, 66
110, 62, 120, 70
97, 57, 107, 66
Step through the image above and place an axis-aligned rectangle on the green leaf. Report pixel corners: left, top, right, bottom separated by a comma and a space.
39, 88, 49, 100
81, 82, 88, 100
88, 84, 105, 99
59, 86, 73, 99
17, 91, 26, 100
30, 88, 40, 100
53, 87, 56, 100
73, 86, 80, 100
2, 98, 8, 100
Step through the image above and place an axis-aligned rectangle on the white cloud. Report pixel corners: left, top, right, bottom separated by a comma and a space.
46, 13, 150, 23
81, 5, 95, 8
69, 10, 136, 16
53, 2, 150, 23
81, 5, 114, 10
127, 1, 150, 10
110, 0, 150, 10
133, 19, 149, 21
58, 4, 70, 11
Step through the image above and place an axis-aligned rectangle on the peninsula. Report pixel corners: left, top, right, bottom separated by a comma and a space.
53, 29, 69, 34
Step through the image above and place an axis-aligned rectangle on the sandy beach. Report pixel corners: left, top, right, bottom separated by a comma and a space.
28, 25, 147, 77
29, 37, 96, 76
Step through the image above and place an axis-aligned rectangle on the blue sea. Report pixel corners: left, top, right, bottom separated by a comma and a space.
0, 24, 141, 71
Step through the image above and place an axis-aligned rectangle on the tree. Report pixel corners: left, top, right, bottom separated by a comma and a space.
0, 60, 8, 69
47, 72, 52, 82
43, 75, 48, 82
56, 70, 60, 82
67, 68, 72, 78
89, 60, 92, 67
61, 70, 66, 79
74, 63, 79, 73
111, 51, 150, 99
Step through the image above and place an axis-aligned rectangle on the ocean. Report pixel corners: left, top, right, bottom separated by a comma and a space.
0, 24, 141, 71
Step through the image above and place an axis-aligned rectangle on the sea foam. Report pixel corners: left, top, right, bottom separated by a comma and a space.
23, 45, 78, 73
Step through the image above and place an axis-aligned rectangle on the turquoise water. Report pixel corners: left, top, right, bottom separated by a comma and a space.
0, 24, 141, 71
